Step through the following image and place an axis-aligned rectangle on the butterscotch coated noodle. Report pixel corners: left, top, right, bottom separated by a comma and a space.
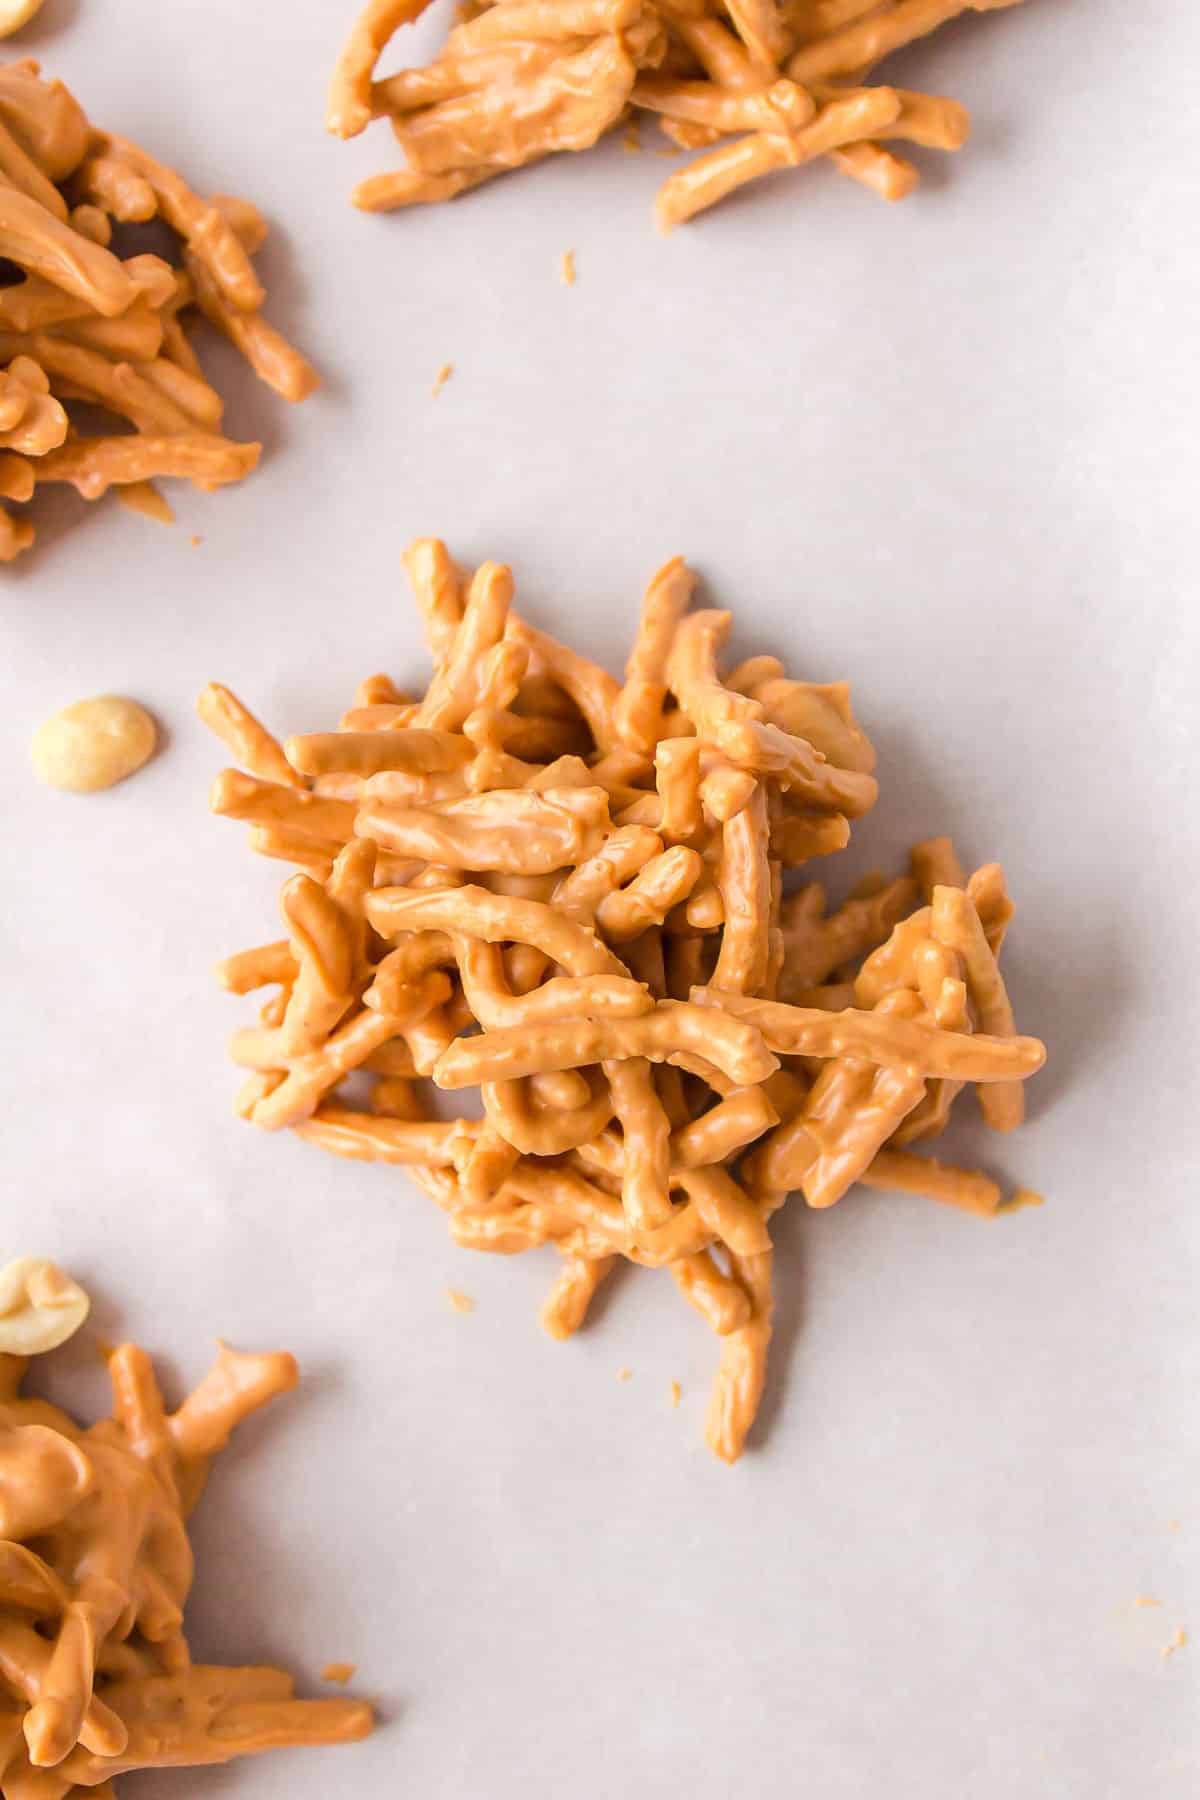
329, 0, 1023, 229
0, 1327, 371, 1794
0, 61, 317, 562
208, 538, 1046, 1462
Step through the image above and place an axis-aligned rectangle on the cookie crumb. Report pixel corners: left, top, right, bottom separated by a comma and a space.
668, 1380, 681, 1409
1135, 1596, 1161, 1608
431, 362, 453, 398
560, 250, 576, 287
321, 1662, 356, 1684
117, 481, 174, 526
446, 1288, 474, 1314
189, 534, 203, 548
1162, 1627, 1188, 1659
617, 1366, 632, 1383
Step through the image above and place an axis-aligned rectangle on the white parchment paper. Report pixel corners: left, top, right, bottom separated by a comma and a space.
2, 0, 1197, 1793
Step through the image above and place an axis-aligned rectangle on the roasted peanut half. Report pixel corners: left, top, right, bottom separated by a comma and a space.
31, 695, 157, 793
0, 1259, 91, 1355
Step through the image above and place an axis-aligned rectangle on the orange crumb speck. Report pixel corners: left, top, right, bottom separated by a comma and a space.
431, 363, 453, 399
996, 1186, 1044, 1216
321, 1662, 356, 1684
617, 1367, 632, 1383
668, 1380, 681, 1409
1168, 1520, 1181, 1531
446, 1288, 474, 1314
1135, 1596, 1162, 1608
560, 250, 576, 287
1162, 1627, 1188, 1658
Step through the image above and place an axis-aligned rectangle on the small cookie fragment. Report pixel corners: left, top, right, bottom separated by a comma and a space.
331, 0, 1008, 232
31, 694, 157, 793
322, 1662, 357, 1684
117, 480, 176, 526
0, 1257, 90, 1354
431, 362, 453, 398
446, 1287, 475, 1314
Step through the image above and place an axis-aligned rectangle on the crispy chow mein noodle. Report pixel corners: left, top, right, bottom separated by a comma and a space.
0, 1314, 372, 1795
0, 60, 317, 563
329, 0, 1024, 230
207, 539, 1046, 1462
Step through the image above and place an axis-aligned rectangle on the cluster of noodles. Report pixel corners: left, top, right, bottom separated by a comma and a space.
328, 0, 1024, 228
0, 60, 317, 564
206, 539, 1045, 1462
0, 1342, 371, 1795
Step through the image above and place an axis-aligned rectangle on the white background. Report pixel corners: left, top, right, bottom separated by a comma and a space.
3, 0, 1198, 1794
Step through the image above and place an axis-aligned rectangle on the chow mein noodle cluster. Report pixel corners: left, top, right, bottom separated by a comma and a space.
330, 0, 1024, 228
206, 539, 1045, 1461
0, 61, 317, 562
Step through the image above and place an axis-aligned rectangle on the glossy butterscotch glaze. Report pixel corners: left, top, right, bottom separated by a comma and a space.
205, 539, 1046, 1463
0, 61, 317, 562
329, 0, 1020, 228
0, 1337, 371, 1794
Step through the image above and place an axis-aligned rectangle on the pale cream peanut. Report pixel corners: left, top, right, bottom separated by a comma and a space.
0, 1260, 90, 1355
31, 695, 156, 794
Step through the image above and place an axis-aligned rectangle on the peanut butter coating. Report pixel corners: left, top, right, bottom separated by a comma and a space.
0, 61, 316, 563
0, 1339, 372, 1794
207, 539, 1047, 1463
329, 0, 1022, 228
